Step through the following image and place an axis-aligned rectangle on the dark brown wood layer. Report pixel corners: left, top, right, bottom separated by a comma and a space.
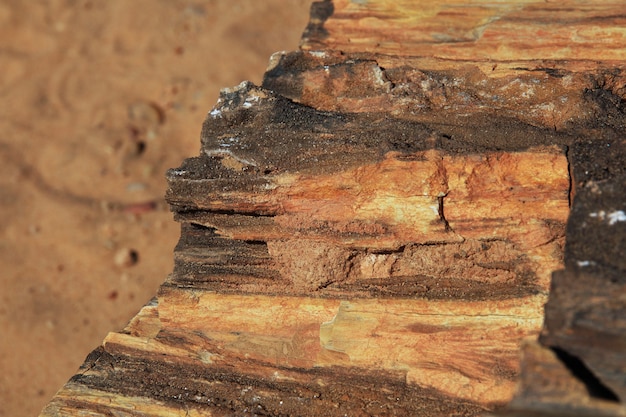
51, 343, 488, 417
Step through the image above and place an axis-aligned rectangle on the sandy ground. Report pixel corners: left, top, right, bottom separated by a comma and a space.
0, 1, 312, 415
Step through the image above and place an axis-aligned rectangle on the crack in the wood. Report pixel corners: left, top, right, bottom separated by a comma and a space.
565, 144, 574, 208
437, 195, 452, 232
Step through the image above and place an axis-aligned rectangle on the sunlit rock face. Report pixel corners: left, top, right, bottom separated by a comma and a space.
41, 1, 626, 416
162, 78, 569, 407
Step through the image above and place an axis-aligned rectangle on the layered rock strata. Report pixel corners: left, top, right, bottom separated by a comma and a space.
41, 1, 626, 416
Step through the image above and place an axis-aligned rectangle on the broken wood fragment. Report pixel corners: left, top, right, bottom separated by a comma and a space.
41, 1, 626, 416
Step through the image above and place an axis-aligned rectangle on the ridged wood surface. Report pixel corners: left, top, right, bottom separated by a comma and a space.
41, 1, 626, 416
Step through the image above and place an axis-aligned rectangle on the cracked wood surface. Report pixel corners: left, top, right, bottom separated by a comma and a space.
42, 1, 626, 416
167, 86, 569, 300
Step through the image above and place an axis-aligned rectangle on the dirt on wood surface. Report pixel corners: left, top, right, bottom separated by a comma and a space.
0, 1, 311, 416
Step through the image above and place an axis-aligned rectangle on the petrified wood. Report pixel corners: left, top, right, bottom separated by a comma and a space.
41, 1, 626, 416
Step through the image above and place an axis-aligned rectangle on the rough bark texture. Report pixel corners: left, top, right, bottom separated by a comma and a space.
42, 1, 626, 416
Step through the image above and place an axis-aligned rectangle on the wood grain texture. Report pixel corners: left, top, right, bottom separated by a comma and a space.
41, 1, 626, 416
302, 0, 626, 61
155, 80, 570, 412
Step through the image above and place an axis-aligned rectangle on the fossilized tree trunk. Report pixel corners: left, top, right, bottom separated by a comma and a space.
41, 1, 626, 416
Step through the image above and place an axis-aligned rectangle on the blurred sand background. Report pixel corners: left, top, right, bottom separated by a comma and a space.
0, 1, 311, 415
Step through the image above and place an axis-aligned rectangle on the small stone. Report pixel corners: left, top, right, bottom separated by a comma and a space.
114, 248, 139, 267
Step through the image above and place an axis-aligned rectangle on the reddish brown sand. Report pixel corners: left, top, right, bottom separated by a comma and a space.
0, 2, 311, 416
